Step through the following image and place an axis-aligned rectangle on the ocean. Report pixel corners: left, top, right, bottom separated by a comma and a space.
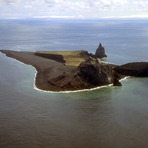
0, 18, 148, 148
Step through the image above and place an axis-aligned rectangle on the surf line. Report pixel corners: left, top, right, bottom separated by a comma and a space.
1, 52, 129, 94
34, 72, 112, 94
33, 68, 129, 94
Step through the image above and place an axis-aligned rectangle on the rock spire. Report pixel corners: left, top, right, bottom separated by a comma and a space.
95, 43, 107, 58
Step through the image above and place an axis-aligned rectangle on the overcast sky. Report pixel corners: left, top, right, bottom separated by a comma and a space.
0, 0, 148, 19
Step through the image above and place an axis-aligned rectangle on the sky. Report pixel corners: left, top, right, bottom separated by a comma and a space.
0, 0, 148, 19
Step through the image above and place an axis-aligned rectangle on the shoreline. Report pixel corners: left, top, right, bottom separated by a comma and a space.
0, 50, 75, 91
33, 67, 129, 93
0, 51, 129, 94
33, 66, 130, 94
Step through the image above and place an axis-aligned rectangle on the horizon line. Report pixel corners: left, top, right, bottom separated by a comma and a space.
1, 15, 148, 20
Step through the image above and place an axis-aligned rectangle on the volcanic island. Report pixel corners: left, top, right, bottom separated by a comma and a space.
1, 43, 148, 92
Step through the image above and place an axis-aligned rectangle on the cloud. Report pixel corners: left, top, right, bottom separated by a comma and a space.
1, 0, 21, 6
0, 0, 148, 19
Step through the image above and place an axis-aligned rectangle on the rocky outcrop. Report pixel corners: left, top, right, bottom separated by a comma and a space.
95, 43, 107, 58
48, 57, 115, 90
113, 78, 122, 86
114, 62, 148, 77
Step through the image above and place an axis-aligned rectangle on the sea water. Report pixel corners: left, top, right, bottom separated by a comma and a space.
0, 19, 148, 148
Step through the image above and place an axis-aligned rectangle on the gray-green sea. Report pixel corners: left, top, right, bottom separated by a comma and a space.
0, 19, 148, 148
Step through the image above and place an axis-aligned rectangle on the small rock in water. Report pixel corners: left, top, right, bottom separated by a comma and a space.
113, 78, 122, 86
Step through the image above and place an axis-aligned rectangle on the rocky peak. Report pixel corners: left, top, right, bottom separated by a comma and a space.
95, 43, 107, 58
77, 57, 113, 85
48, 57, 114, 90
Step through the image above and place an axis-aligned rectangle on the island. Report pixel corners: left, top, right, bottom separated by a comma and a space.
0, 43, 148, 92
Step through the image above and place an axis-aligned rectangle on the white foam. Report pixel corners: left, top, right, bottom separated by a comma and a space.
120, 76, 130, 81
33, 72, 113, 94
1, 52, 27, 66
33, 70, 129, 93
1, 52, 129, 94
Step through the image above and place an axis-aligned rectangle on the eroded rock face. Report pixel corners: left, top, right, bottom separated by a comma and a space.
113, 78, 122, 86
77, 58, 113, 85
114, 62, 148, 77
95, 43, 107, 58
48, 57, 114, 90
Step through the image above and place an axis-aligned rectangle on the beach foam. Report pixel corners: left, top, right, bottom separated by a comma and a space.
33, 68, 129, 94
0, 52, 129, 94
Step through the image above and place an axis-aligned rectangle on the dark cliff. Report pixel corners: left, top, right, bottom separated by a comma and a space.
114, 62, 148, 77
1, 49, 148, 92
48, 57, 115, 90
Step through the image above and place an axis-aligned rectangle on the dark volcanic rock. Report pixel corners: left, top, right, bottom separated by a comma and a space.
48, 57, 114, 91
95, 43, 107, 58
113, 78, 122, 86
77, 58, 113, 85
35, 52, 65, 63
114, 62, 148, 77
2, 49, 148, 92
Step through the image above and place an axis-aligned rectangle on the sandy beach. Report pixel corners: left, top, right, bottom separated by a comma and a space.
2, 49, 146, 92
0, 50, 89, 91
